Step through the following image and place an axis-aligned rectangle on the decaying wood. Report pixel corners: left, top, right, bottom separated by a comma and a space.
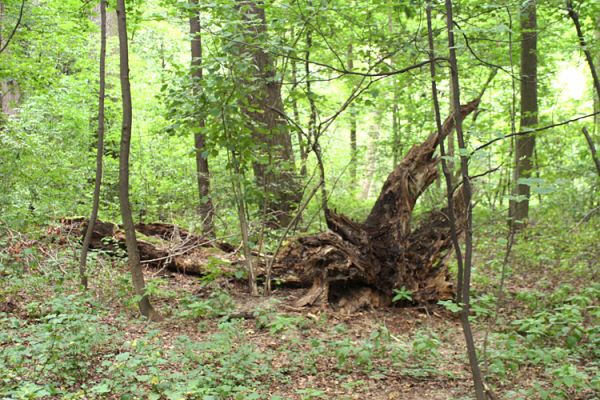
277, 99, 480, 311
63, 218, 235, 276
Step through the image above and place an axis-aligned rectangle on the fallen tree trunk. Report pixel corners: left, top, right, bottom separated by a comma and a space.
62, 218, 235, 276
276, 99, 480, 311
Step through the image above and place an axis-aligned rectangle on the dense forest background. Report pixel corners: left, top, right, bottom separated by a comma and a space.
0, 0, 598, 399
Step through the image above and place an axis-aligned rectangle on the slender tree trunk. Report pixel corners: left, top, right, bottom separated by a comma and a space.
446, 103, 456, 175
361, 113, 379, 200
305, 20, 317, 157
302, 6, 328, 216
237, 0, 298, 227
595, 14, 600, 133
505, 5, 517, 216
348, 43, 358, 184
566, 0, 600, 100
189, 0, 215, 237
231, 157, 259, 296
565, 1, 600, 177
116, 0, 159, 321
388, 11, 401, 167
392, 88, 400, 166
442, 1, 486, 398
290, 30, 307, 177
510, 0, 538, 231
0, 0, 4, 120
79, 0, 107, 289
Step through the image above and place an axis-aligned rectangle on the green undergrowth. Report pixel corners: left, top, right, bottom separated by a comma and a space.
468, 208, 600, 399
0, 213, 599, 399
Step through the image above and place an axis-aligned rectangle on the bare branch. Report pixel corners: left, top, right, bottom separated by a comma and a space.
472, 111, 600, 154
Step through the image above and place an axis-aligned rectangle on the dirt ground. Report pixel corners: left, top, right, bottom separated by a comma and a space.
109, 271, 483, 400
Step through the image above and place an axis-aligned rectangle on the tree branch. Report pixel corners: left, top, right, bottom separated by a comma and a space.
0, 0, 25, 54
472, 111, 600, 154
582, 127, 600, 176
566, 0, 600, 99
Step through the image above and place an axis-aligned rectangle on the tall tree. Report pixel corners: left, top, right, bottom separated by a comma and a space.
237, 0, 298, 227
79, 0, 107, 289
116, 0, 160, 321
189, 0, 215, 237
510, 0, 538, 231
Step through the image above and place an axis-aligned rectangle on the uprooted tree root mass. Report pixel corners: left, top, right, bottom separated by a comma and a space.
63, 99, 478, 313
275, 99, 480, 312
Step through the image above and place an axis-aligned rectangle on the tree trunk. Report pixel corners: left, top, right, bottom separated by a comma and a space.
290, 32, 307, 177
595, 14, 600, 133
116, 0, 160, 321
360, 113, 379, 200
64, 218, 236, 276
189, 0, 215, 237
510, 0, 537, 231
392, 90, 401, 166
442, 1, 486, 397
277, 98, 481, 311
237, 0, 298, 227
388, 11, 401, 167
348, 44, 358, 185
79, 0, 107, 289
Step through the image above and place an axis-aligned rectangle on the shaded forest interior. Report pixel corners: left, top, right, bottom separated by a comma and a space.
0, 0, 599, 399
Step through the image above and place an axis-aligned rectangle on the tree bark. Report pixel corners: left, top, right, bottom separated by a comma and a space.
116, 0, 160, 321
189, 0, 215, 237
237, 0, 298, 227
79, 0, 107, 289
510, 0, 537, 231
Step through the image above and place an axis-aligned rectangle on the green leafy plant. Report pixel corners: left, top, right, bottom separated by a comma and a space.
438, 300, 463, 313
178, 289, 235, 320
392, 286, 413, 303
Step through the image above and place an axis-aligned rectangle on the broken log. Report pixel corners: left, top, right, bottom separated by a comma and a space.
276, 99, 480, 311
61, 218, 235, 276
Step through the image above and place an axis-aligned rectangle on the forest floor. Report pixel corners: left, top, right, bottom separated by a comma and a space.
127, 274, 475, 400
0, 214, 599, 399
